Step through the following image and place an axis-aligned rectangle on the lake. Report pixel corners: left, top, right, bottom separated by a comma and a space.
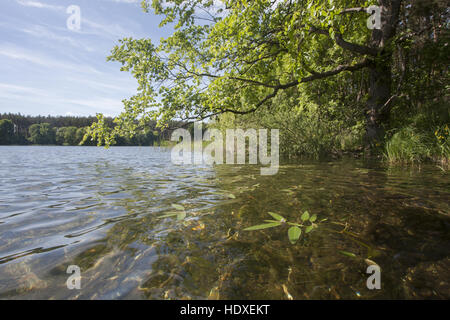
0, 146, 449, 299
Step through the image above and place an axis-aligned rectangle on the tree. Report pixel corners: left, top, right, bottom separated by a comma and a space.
56, 127, 67, 145
0, 119, 14, 145
28, 123, 55, 145
87, 0, 420, 149
64, 126, 78, 145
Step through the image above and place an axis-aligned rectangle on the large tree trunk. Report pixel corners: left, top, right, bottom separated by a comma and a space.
365, 62, 392, 146
364, 0, 402, 149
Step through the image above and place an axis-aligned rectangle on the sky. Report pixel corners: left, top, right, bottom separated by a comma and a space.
0, 0, 172, 117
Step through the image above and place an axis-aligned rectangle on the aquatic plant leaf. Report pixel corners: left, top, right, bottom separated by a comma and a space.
177, 212, 186, 220
172, 204, 185, 211
288, 226, 302, 244
227, 193, 236, 199
287, 222, 303, 227
267, 212, 285, 222
158, 212, 178, 218
339, 251, 357, 258
309, 214, 317, 222
364, 258, 378, 266
305, 225, 314, 233
244, 222, 281, 231
301, 211, 310, 221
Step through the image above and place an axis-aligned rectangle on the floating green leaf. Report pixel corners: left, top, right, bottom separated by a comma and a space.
227, 193, 236, 199
301, 211, 310, 221
177, 212, 186, 220
244, 222, 281, 231
172, 204, 185, 211
268, 212, 285, 222
305, 225, 314, 233
309, 214, 317, 222
288, 226, 302, 244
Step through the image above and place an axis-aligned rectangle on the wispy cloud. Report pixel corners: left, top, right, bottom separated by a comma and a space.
20, 25, 97, 52
0, 82, 49, 98
15, 0, 64, 11
65, 97, 123, 112
81, 17, 137, 39
0, 44, 102, 74
0, 82, 124, 116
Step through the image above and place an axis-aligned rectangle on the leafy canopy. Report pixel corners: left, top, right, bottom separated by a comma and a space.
89, 0, 378, 145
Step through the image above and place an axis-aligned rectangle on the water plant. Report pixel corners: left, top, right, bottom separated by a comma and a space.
244, 211, 319, 244
159, 204, 186, 220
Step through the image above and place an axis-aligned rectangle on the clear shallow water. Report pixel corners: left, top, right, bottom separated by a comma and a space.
0, 146, 449, 299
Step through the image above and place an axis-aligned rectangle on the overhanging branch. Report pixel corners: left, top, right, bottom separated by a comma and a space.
191, 58, 372, 120
310, 26, 378, 56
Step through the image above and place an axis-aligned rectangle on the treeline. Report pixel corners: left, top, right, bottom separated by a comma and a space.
0, 113, 177, 146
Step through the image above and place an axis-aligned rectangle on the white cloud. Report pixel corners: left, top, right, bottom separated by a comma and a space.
0, 83, 125, 116
15, 0, 64, 11
0, 83, 49, 97
64, 97, 124, 113
20, 25, 96, 52
0, 45, 102, 74
81, 18, 136, 39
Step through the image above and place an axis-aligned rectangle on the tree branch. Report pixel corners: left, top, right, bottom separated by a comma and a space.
310, 26, 378, 56
192, 59, 372, 120
339, 7, 368, 14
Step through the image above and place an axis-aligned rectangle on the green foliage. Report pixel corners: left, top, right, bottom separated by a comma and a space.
434, 125, 450, 161
0, 113, 172, 146
339, 250, 357, 258
385, 126, 435, 164
288, 226, 302, 244
244, 210, 319, 244
88, 0, 379, 145
0, 119, 15, 145
159, 203, 187, 220
55, 127, 77, 145
77, 0, 447, 161
244, 222, 282, 231
28, 123, 55, 145
211, 86, 365, 159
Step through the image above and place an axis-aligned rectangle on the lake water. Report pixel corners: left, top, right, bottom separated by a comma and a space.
0, 146, 449, 299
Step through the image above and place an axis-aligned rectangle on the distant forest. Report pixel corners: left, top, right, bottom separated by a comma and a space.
0, 113, 182, 146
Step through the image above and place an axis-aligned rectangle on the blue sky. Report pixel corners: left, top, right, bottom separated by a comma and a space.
0, 0, 172, 117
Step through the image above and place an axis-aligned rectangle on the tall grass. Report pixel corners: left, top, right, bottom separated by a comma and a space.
384, 127, 432, 164
384, 125, 450, 166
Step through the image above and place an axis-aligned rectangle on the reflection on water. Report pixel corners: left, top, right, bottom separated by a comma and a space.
0, 146, 449, 299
